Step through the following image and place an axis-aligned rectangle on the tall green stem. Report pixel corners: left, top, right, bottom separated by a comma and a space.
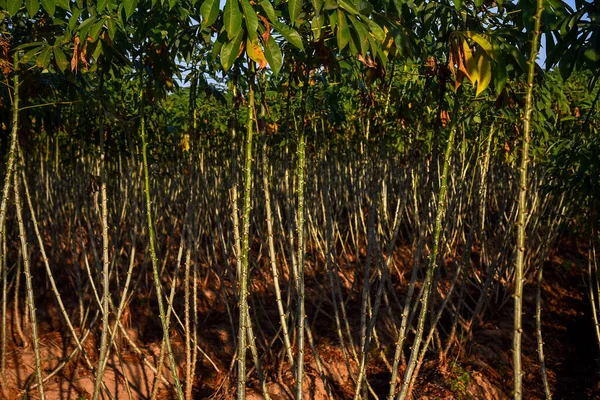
14, 166, 45, 400
140, 87, 184, 399
237, 63, 256, 400
397, 101, 458, 400
514, 1, 544, 398
93, 68, 110, 400
0, 54, 19, 393
295, 82, 308, 400
0, 52, 18, 238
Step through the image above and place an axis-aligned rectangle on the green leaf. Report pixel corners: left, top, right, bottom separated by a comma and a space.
37, 46, 52, 68
241, 0, 258, 39
312, 13, 324, 40
40, 0, 54, 15
79, 16, 95, 40
338, 0, 358, 15
90, 18, 105, 42
23, 47, 41, 63
328, 8, 337, 30
584, 47, 600, 63
364, 18, 384, 42
56, 0, 68, 11
336, 9, 350, 51
357, 1, 372, 14
212, 31, 227, 60
54, 47, 69, 71
559, 42, 580, 81
323, 0, 336, 10
264, 35, 282, 75
224, 0, 242, 40
474, 0, 482, 7
310, 0, 321, 14
220, 30, 244, 71
503, 42, 527, 75
272, 21, 304, 50
349, 17, 368, 55
493, 56, 507, 96
91, 40, 103, 60
122, 0, 137, 19
26, 0, 39, 16
259, 0, 276, 23
68, 7, 81, 31
288, 0, 302, 24
97, 0, 109, 12
453, 0, 462, 11
7, 0, 21, 16
347, 29, 358, 55
15, 41, 46, 50
200, 0, 220, 28
106, 17, 117, 40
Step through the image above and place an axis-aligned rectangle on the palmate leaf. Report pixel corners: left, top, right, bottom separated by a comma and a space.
493, 56, 507, 96
26, 0, 39, 16
224, 0, 242, 40
90, 18, 105, 42
7, 0, 21, 16
259, 0, 276, 24
246, 36, 267, 69
220, 30, 244, 71
463, 38, 478, 83
504, 42, 528, 75
364, 18, 384, 42
349, 17, 368, 56
264, 35, 282, 75
54, 47, 69, 72
98, 0, 109, 12
106, 17, 117, 40
312, 13, 324, 40
69, 7, 81, 30
122, 0, 138, 20
461, 31, 496, 61
40, 0, 55, 16
476, 53, 492, 96
310, 0, 321, 14
200, 0, 220, 28
338, 0, 358, 15
212, 31, 227, 61
241, 0, 258, 40
272, 21, 304, 50
336, 9, 350, 51
288, 0, 302, 24
97, 0, 109, 12
56, 0, 68, 11
37, 46, 52, 68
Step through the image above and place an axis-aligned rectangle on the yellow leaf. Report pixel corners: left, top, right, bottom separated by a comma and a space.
246, 37, 267, 69
180, 134, 190, 152
463, 40, 478, 85
476, 54, 491, 96
382, 26, 396, 59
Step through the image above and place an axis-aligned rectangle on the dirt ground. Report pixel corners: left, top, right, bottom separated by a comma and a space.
1, 243, 599, 399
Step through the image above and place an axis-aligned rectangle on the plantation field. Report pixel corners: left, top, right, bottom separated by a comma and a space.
1, 0, 600, 398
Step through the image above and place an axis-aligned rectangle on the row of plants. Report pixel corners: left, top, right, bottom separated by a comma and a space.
0, 0, 599, 399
